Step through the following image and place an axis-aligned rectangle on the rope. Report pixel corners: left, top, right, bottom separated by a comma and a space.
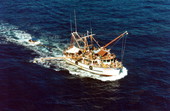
37, 44, 63, 52
108, 31, 128, 49
109, 37, 122, 49
121, 34, 127, 63
70, 14, 73, 33
121, 36, 124, 61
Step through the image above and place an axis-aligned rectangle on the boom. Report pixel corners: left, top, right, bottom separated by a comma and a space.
103, 31, 128, 48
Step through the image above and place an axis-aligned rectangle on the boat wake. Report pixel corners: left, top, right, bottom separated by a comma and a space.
0, 21, 128, 81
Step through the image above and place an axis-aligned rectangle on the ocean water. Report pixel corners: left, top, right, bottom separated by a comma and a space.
0, 0, 170, 111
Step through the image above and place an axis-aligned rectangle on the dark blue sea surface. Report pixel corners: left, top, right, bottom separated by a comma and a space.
0, 0, 170, 111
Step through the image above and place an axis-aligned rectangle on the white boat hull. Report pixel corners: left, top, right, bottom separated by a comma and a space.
28, 41, 41, 46
64, 58, 127, 76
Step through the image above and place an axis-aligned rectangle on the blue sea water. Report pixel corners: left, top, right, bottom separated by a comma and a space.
0, 0, 170, 111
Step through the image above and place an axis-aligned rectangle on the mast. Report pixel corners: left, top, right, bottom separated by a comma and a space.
90, 21, 93, 34
70, 14, 73, 33
74, 10, 77, 32
71, 32, 81, 48
103, 31, 128, 48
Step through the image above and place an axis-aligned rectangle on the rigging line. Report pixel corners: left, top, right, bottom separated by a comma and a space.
110, 38, 121, 48
70, 14, 73, 33
92, 37, 100, 47
123, 34, 127, 55
109, 36, 123, 49
121, 35, 125, 62
121, 34, 127, 63
89, 21, 93, 45
90, 21, 93, 34
74, 10, 77, 32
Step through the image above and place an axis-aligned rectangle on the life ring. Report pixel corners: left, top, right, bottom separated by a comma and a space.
75, 61, 78, 65
89, 66, 93, 70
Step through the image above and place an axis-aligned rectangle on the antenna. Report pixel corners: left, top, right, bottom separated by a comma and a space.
87, 30, 89, 36
70, 14, 73, 33
90, 21, 93, 34
74, 10, 77, 32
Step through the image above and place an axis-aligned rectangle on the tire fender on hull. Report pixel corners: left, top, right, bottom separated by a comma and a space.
89, 66, 93, 70
75, 61, 78, 65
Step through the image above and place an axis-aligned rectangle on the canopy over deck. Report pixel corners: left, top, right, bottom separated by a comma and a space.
66, 46, 80, 53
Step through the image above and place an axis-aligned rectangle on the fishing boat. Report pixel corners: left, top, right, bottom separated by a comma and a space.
33, 11, 128, 77
63, 30, 128, 76
33, 30, 128, 77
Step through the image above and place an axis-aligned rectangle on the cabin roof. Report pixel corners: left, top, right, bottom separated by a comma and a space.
97, 49, 107, 56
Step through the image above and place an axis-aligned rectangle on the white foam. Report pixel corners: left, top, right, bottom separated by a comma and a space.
0, 21, 128, 81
